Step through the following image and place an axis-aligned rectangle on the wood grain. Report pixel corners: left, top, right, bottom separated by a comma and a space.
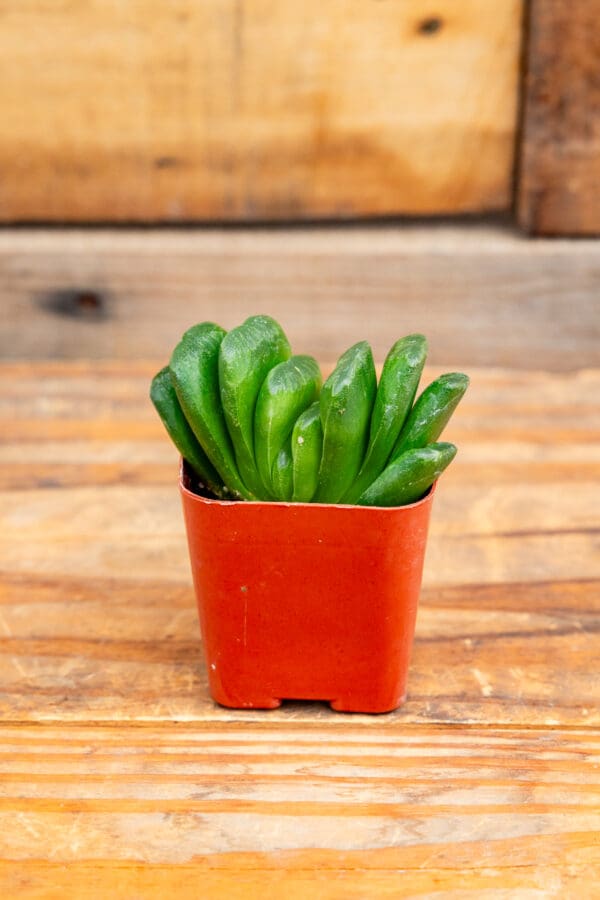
1, 225, 599, 368
0, 360, 598, 896
3, 859, 598, 900
0, 1, 522, 222
0, 724, 598, 896
518, 0, 600, 234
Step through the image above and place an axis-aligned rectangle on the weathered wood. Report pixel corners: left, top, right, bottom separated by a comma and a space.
0, 364, 598, 726
0, 724, 598, 896
3, 858, 598, 900
518, 0, 600, 234
1, 226, 599, 368
0, 2, 522, 222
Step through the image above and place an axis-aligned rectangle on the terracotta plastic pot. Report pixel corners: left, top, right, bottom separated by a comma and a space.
180, 463, 435, 714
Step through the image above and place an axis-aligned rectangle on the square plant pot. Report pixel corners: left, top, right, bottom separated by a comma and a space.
180, 462, 434, 714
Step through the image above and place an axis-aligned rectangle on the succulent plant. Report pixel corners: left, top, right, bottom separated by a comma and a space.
151, 315, 468, 506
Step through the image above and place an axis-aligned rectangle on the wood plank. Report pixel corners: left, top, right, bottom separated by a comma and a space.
1, 226, 599, 367
3, 859, 599, 900
518, 0, 600, 234
0, 723, 597, 895
0, 1, 522, 222
2, 460, 600, 491
0, 573, 595, 725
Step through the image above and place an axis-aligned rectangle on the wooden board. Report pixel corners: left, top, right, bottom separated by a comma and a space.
1, 225, 599, 368
0, 1, 522, 221
0, 361, 598, 896
0, 724, 598, 897
518, 0, 600, 234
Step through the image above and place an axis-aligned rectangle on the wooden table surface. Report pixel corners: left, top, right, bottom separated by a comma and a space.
0, 360, 598, 897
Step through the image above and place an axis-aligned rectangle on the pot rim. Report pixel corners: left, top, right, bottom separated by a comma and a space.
179, 458, 437, 511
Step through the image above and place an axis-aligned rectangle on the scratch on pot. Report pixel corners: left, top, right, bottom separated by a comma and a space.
242, 591, 248, 648
471, 667, 493, 697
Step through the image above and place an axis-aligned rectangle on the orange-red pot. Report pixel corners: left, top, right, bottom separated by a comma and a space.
180, 463, 435, 714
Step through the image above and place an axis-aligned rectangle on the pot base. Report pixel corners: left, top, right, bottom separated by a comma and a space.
211, 691, 407, 714
330, 693, 406, 714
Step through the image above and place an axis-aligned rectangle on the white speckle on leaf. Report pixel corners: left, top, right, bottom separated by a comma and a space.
297, 436, 304, 445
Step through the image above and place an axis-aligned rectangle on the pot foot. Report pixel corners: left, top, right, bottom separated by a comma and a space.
214, 694, 282, 710
242, 698, 282, 710
330, 694, 405, 714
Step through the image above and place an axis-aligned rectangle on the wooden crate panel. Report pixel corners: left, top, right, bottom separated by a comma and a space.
0, 0, 522, 221
1, 225, 599, 368
518, 0, 600, 234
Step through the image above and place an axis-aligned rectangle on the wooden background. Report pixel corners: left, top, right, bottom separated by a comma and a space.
1, 224, 598, 367
2, 0, 599, 232
518, 0, 600, 235
0, 0, 522, 222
